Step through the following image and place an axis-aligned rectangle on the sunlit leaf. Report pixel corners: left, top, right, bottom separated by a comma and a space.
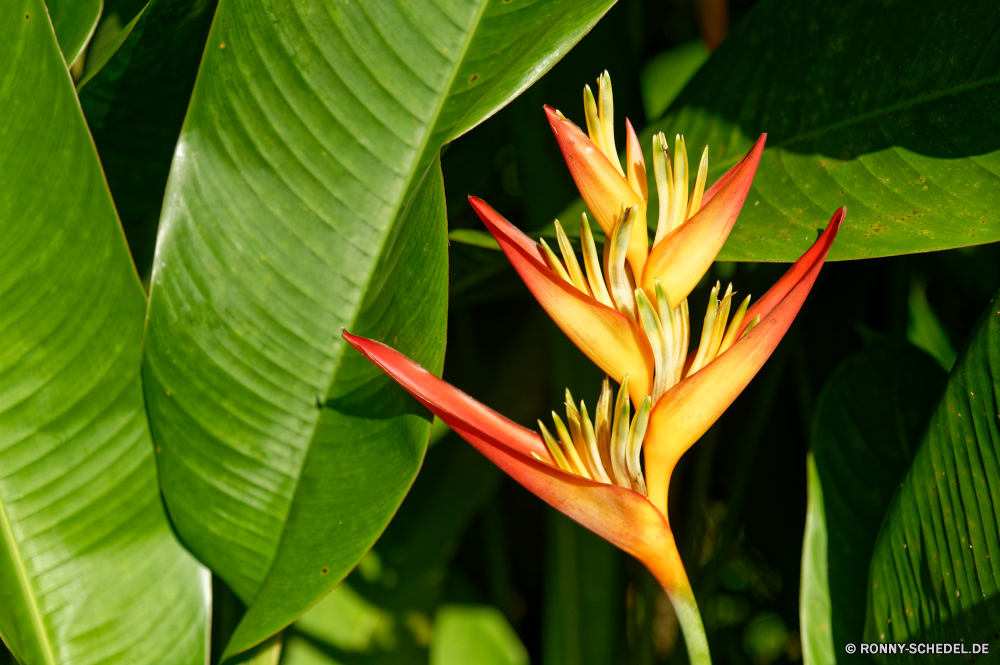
431, 606, 528, 665
142, 0, 616, 656
295, 584, 395, 654
640, 40, 709, 121
240, 634, 284, 665
0, 3, 208, 663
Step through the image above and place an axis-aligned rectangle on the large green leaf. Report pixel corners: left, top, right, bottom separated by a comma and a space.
276, 436, 503, 664
151, 154, 449, 660
805, 339, 945, 656
866, 290, 1000, 650
0, 3, 208, 663
44, 0, 101, 64
645, 0, 1000, 262
142, 0, 616, 656
78, 0, 218, 276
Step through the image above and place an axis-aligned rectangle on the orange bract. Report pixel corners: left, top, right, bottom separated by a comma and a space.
345, 70, 846, 665
343, 204, 842, 590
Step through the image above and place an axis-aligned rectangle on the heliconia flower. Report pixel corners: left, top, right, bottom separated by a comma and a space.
545, 71, 766, 307
477, 72, 765, 405
343, 205, 843, 664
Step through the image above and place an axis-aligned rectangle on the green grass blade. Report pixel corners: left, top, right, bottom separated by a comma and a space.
800, 453, 835, 665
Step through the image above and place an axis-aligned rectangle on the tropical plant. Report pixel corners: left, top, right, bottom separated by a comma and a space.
2, 0, 1000, 663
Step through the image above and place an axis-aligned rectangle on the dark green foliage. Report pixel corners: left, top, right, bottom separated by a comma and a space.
649, 0, 1000, 262
78, 0, 218, 277
867, 290, 1000, 652
809, 340, 947, 655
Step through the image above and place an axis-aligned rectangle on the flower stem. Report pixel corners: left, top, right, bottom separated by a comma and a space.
645, 540, 711, 665
665, 582, 710, 665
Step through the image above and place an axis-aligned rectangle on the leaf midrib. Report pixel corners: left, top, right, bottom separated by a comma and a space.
0, 493, 55, 665
692, 70, 1000, 179
317, 0, 491, 389
252, 0, 492, 595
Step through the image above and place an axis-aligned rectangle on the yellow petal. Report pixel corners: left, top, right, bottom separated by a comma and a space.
641, 134, 766, 304
626, 118, 648, 202
597, 71, 624, 177
581, 213, 613, 307
554, 220, 591, 295
583, 84, 609, 157
687, 146, 709, 220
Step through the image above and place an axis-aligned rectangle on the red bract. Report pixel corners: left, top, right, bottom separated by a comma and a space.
344, 207, 842, 664
347, 71, 845, 664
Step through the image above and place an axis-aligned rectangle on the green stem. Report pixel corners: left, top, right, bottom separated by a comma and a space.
644, 542, 711, 665
667, 586, 710, 665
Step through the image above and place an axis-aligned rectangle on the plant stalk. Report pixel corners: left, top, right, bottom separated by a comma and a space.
644, 538, 711, 665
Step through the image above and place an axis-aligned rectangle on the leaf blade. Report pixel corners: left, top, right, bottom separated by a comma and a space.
431, 606, 529, 665
44, 0, 101, 64
865, 295, 1000, 650
808, 339, 945, 655
645, 0, 1000, 261
639, 40, 709, 121
0, 2, 209, 663
143, 0, 616, 655
800, 453, 834, 665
